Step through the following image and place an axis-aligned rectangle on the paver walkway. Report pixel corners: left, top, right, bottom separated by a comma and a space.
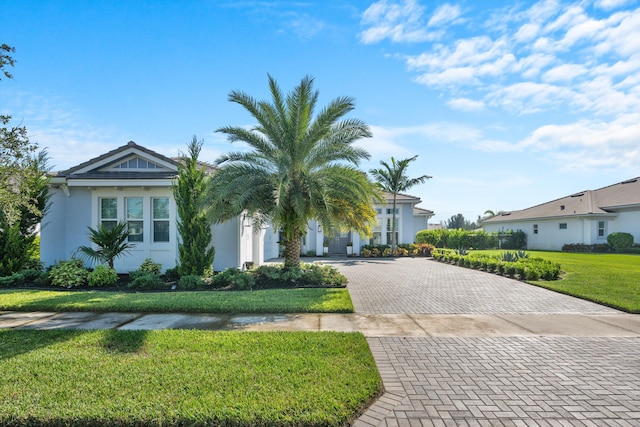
323, 258, 640, 427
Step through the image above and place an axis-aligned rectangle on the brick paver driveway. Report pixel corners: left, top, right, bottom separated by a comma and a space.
326, 258, 640, 426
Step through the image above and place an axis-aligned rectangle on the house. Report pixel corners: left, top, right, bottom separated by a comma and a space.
262, 192, 434, 258
481, 178, 640, 251
41, 142, 434, 272
41, 141, 263, 273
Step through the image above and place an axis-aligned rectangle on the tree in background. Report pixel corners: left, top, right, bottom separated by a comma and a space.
369, 155, 431, 251
444, 213, 479, 230
209, 75, 379, 269
174, 136, 215, 276
0, 44, 51, 275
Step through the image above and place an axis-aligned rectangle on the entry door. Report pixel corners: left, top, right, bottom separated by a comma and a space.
328, 230, 351, 254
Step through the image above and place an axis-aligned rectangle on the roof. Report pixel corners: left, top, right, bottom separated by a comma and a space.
382, 191, 422, 203
482, 177, 640, 223
413, 206, 434, 216
50, 141, 179, 180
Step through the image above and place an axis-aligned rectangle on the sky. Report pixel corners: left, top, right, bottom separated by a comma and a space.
2, 0, 639, 224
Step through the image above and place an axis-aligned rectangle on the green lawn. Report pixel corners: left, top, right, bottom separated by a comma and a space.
471, 250, 640, 313
0, 288, 354, 313
0, 329, 382, 426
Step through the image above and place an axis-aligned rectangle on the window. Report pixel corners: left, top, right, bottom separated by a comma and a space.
386, 218, 399, 244
100, 198, 117, 229
152, 198, 170, 242
386, 208, 399, 215
598, 221, 606, 238
533, 224, 538, 234
126, 197, 144, 242
114, 156, 162, 169
559, 223, 567, 230
375, 208, 382, 214
370, 218, 382, 245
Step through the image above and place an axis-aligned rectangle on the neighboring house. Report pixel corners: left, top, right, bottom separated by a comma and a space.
481, 177, 640, 251
41, 141, 263, 273
262, 192, 434, 258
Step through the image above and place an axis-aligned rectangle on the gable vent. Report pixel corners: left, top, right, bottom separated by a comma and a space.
621, 179, 638, 184
570, 192, 584, 198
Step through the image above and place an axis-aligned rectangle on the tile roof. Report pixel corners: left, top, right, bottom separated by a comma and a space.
482, 177, 640, 223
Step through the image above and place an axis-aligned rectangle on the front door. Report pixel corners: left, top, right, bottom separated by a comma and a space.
328, 230, 351, 254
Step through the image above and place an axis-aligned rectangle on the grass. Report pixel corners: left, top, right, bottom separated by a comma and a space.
0, 329, 382, 426
0, 288, 354, 314
471, 250, 640, 313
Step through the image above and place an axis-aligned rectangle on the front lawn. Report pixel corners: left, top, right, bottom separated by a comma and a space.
0, 329, 382, 426
0, 288, 354, 313
471, 250, 640, 313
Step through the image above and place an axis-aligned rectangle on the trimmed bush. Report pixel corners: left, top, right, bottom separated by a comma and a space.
0, 273, 25, 287
178, 275, 204, 290
88, 265, 118, 287
137, 258, 162, 275
212, 268, 254, 290
607, 232, 634, 252
49, 259, 88, 288
128, 272, 165, 290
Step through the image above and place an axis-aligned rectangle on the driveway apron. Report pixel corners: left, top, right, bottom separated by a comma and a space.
326, 258, 640, 427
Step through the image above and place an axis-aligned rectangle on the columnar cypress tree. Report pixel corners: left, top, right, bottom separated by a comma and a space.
173, 136, 215, 276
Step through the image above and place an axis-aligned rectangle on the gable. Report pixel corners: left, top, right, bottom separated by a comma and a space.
50, 141, 179, 187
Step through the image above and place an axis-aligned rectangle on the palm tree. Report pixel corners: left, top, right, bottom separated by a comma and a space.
77, 221, 134, 269
370, 155, 431, 252
208, 75, 379, 269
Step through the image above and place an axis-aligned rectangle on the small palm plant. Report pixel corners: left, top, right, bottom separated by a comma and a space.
77, 221, 134, 269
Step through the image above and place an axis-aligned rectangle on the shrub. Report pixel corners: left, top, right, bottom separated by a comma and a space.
525, 267, 540, 281
499, 230, 527, 249
562, 243, 610, 253
504, 264, 517, 277
515, 264, 526, 278
137, 258, 162, 275
0, 273, 25, 287
607, 232, 634, 252
164, 266, 180, 281
395, 247, 409, 257
88, 265, 118, 287
212, 268, 254, 290
21, 269, 42, 282
360, 248, 371, 257
178, 275, 204, 290
49, 259, 88, 288
486, 260, 498, 273
128, 272, 165, 290
251, 263, 347, 289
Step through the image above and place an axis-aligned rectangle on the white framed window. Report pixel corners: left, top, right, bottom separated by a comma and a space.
152, 197, 170, 242
386, 208, 399, 215
126, 197, 144, 242
598, 221, 606, 238
559, 223, 567, 230
533, 224, 538, 234
370, 218, 382, 245
100, 198, 117, 229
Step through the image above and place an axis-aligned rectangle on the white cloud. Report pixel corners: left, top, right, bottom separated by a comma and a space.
596, 0, 634, 10
427, 3, 462, 27
519, 113, 640, 172
486, 82, 574, 114
542, 63, 587, 83
359, 0, 440, 43
514, 23, 540, 42
447, 98, 485, 112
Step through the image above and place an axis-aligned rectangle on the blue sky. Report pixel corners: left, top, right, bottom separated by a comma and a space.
2, 0, 639, 224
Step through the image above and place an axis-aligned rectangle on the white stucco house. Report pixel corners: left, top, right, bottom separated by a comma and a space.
41, 142, 434, 273
481, 178, 640, 251
41, 141, 264, 273
263, 192, 434, 259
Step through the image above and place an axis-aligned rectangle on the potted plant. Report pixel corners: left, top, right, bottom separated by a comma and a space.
346, 241, 353, 256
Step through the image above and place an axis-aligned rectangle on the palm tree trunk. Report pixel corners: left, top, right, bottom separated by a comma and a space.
283, 228, 301, 269
391, 195, 397, 252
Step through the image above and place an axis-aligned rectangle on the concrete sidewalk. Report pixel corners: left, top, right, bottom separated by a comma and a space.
2, 310, 639, 337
